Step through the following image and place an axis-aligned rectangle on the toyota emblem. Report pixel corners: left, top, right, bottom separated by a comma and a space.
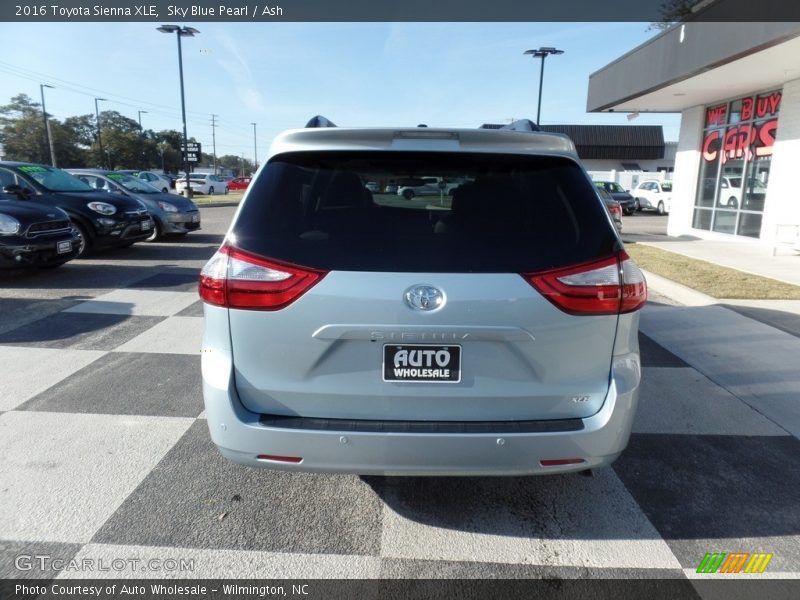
404, 285, 445, 311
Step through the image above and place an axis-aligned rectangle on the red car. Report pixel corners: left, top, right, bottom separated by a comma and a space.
228, 177, 251, 191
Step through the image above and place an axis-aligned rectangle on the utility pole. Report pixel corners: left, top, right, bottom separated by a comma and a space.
94, 97, 107, 168
210, 114, 218, 175
39, 84, 56, 167
241, 152, 245, 177
251, 122, 258, 170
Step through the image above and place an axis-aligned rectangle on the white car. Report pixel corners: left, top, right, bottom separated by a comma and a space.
176, 174, 229, 196
118, 170, 173, 193
397, 176, 462, 200
633, 180, 672, 215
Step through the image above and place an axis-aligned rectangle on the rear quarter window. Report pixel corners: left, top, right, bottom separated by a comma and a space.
231, 151, 619, 273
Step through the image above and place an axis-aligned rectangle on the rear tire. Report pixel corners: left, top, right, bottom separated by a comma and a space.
727, 196, 738, 208
657, 201, 665, 215
402, 189, 415, 200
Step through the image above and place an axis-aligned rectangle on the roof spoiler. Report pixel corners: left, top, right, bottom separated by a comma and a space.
500, 119, 541, 132
305, 115, 337, 128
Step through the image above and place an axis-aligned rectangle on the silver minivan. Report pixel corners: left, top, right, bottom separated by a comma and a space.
199, 119, 646, 476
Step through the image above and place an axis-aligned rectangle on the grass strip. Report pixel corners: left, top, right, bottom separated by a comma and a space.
625, 243, 800, 299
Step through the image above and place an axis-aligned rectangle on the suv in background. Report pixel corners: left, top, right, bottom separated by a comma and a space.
199, 118, 646, 476
0, 162, 154, 256
594, 181, 636, 215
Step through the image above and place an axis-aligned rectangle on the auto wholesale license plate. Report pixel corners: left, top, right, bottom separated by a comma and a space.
56, 240, 72, 254
141, 220, 152, 231
383, 345, 461, 383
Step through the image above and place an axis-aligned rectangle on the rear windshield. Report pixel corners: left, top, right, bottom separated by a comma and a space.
232, 152, 619, 273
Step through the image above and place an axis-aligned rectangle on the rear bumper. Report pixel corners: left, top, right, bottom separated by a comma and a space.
202, 345, 641, 476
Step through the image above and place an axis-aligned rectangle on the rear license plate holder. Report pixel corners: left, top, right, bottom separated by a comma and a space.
383, 344, 461, 383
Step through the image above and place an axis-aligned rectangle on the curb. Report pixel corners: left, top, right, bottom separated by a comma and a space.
196, 201, 241, 208
641, 269, 716, 307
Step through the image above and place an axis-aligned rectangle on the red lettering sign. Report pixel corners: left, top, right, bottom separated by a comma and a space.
756, 92, 782, 119
706, 105, 727, 127
703, 130, 721, 162
740, 97, 753, 121
756, 119, 778, 157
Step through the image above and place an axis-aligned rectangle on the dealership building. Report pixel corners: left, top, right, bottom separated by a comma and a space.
587, 22, 800, 242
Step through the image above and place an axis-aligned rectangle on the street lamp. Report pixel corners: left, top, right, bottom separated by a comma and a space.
39, 84, 56, 167
94, 97, 107, 168
523, 47, 564, 125
137, 110, 149, 169
158, 24, 199, 197
251, 122, 258, 170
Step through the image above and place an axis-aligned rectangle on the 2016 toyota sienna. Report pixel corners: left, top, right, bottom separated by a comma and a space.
199, 118, 647, 476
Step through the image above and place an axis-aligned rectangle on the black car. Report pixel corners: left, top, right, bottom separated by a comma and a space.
0, 192, 81, 269
594, 181, 637, 215
0, 162, 154, 257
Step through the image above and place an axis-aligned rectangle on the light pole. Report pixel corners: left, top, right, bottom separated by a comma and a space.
40, 84, 56, 167
94, 97, 107, 168
523, 47, 564, 125
251, 122, 258, 170
138, 110, 148, 129
158, 24, 199, 197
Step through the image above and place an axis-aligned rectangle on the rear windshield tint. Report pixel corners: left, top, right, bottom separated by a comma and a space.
232, 152, 619, 273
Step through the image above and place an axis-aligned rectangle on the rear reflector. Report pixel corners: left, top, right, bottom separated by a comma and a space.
256, 454, 304, 464
540, 458, 586, 467
523, 251, 646, 315
199, 244, 327, 310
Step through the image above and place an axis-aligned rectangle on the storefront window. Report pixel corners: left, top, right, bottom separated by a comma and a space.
692, 91, 780, 238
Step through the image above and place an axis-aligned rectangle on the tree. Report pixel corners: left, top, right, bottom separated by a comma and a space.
219, 154, 255, 176
0, 94, 49, 163
0, 94, 88, 166
649, 0, 702, 30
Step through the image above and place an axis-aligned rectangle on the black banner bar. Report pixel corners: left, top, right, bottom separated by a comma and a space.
3, 0, 800, 22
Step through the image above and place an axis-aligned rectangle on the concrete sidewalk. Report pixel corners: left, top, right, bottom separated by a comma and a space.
639, 240, 800, 441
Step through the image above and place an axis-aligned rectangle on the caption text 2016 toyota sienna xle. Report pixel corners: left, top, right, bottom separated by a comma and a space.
199, 118, 647, 476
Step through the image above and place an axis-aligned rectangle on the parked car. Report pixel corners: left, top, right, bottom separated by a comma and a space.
597, 186, 622, 232
0, 162, 153, 257
384, 183, 398, 194
117, 170, 173, 193
228, 177, 251, 191
632, 179, 672, 214
198, 118, 647, 476
0, 191, 80, 269
68, 169, 200, 242
594, 181, 636, 215
365, 181, 380, 193
176, 173, 229, 196
397, 176, 459, 200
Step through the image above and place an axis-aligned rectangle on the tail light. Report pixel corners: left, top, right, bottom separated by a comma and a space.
608, 203, 622, 218
524, 251, 646, 315
199, 244, 327, 310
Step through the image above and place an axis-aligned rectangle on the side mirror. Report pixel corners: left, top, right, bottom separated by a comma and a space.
3, 184, 32, 199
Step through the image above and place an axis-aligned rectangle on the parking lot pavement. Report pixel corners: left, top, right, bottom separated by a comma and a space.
1, 206, 799, 581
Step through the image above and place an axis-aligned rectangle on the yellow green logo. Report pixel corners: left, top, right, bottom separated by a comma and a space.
696, 552, 773, 574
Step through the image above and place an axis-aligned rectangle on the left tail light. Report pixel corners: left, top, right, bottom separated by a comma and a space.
199, 244, 327, 310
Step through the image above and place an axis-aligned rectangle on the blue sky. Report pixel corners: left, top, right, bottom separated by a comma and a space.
0, 22, 680, 163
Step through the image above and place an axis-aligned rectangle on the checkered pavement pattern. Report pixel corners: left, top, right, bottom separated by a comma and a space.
1, 276, 799, 581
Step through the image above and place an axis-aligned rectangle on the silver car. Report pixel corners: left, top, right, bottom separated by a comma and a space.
200, 119, 647, 476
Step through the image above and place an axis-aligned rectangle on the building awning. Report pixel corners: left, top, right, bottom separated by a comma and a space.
587, 21, 800, 113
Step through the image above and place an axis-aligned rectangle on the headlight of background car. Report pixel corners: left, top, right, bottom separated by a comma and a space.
87, 202, 117, 215
158, 201, 178, 212
0, 213, 21, 235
